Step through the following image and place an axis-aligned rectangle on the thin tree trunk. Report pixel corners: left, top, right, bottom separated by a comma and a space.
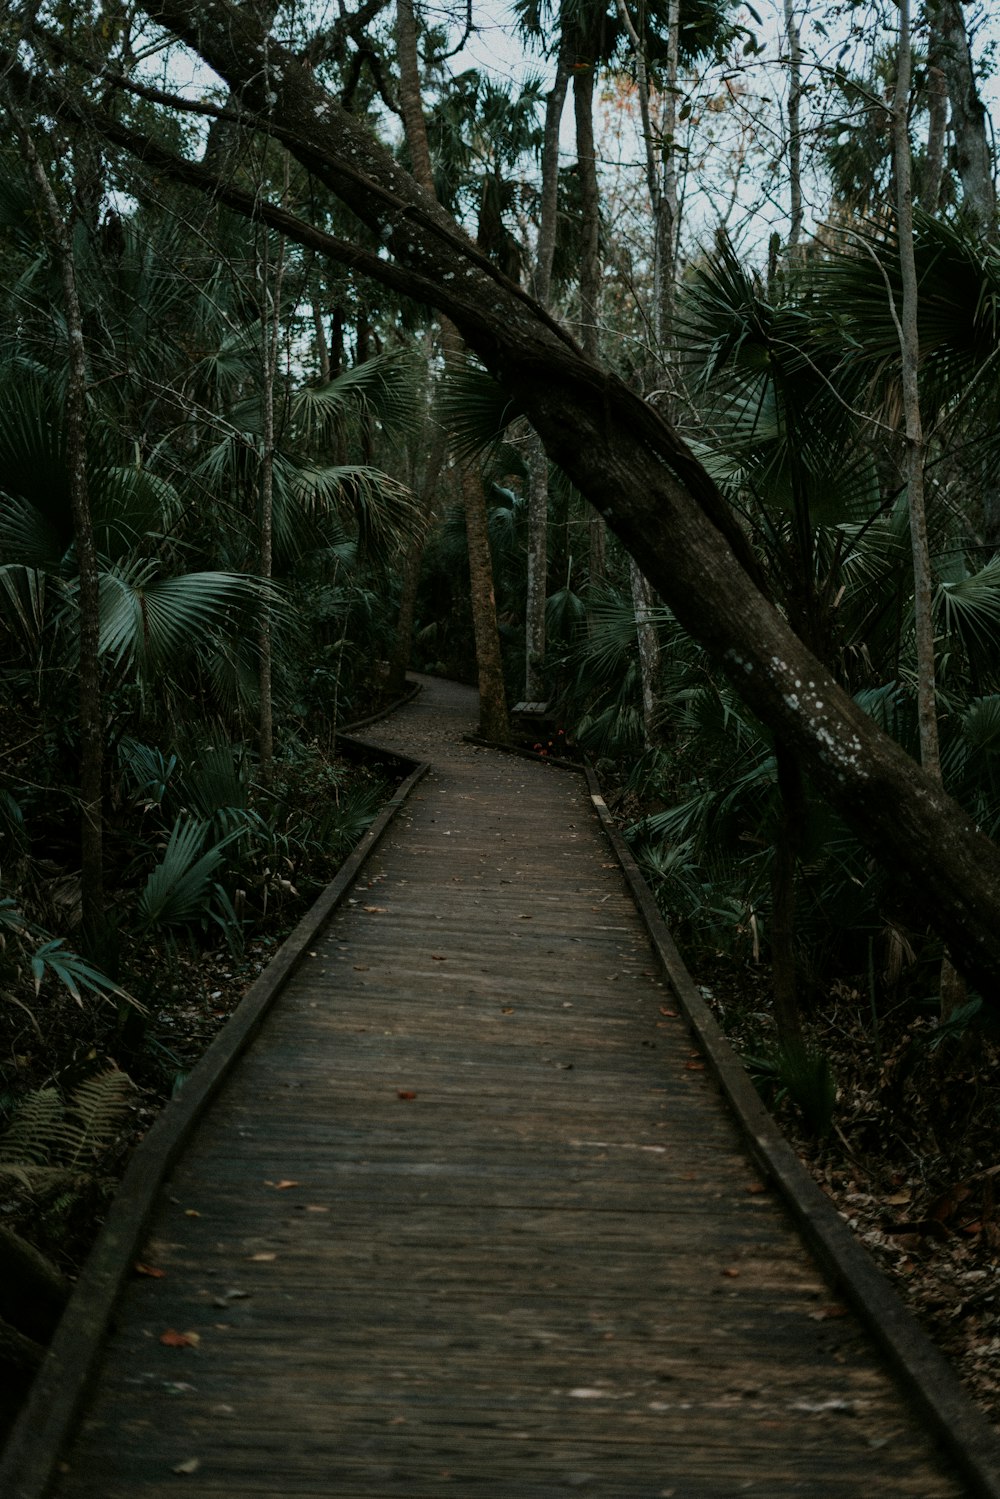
396, 0, 508, 739
16, 118, 104, 927
783, 0, 804, 257
572, 60, 601, 360
313, 302, 331, 383
388, 416, 447, 694
522, 39, 570, 703
897, 0, 964, 1021
922, 64, 948, 212
532, 39, 570, 308
617, 0, 671, 739
525, 432, 548, 701
573, 54, 608, 599
894, 0, 941, 783
258, 172, 288, 784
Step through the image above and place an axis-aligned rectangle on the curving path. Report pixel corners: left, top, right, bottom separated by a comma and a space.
38, 677, 967, 1496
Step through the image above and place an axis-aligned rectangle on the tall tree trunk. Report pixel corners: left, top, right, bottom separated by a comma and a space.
932, 0, 996, 235
387, 414, 447, 694
395, 0, 508, 740
573, 52, 607, 599
522, 39, 570, 703
783, 0, 804, 257
894, 0, 941, 783
524, 432, 548, 701
617, 0, 671, 742
532, 38, 570, 310
897, 0, 964, 1021
312, 302, 331, 382
257, 170, 288, 784
922, 64, 948, 212
16, 117, 104, 928
61, 1, 1000, 994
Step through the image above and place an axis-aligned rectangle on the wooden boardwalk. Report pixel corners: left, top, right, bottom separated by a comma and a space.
41, 679, 969, 1496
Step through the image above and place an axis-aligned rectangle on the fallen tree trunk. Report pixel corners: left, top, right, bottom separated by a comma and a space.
19, 2, 1000, 992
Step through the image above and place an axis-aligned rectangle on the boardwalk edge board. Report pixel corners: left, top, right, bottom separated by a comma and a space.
0, 749, 430, 1499
584, 764, 1000, 1498
336, 677, 423, 736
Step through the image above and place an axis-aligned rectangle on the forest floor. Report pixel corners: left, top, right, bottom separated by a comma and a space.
692, 951, 1000, 1429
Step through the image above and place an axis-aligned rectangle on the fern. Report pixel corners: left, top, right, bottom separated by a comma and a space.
0, 1070, 134, 1181
62, 1070, 134, 1167
0, 1086, 64, 1166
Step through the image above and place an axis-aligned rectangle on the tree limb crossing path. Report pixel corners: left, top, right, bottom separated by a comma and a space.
48, 677, 964, 1497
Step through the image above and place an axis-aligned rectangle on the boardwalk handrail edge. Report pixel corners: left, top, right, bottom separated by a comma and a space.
584, 764, 1000, 1498
0, 747, 430, 1499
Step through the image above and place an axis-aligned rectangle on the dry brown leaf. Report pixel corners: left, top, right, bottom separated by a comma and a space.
134, 1262, 166, 1278
160, 1329, 199, 1348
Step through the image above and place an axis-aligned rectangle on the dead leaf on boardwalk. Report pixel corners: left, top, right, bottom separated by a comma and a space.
173, 1457, 201, 1475
722, 1267, 740, 1278
501, 1007, 515, 1015
353, 964, 369, 972
685, 1061, 705, 1072
160, 1330, 200, 1348
809, 1304, 849, 1321
431, 954, 447, 961
659, 1007, 679, 1018
746, 1182, 768, 1196
397, 1090, 418, 1101
134, 1262, 166, 1278
362, 905, 387, 914
184, 1209, 201, 1218
265, 1180, 299, 1190
248, 1252, 277, 1262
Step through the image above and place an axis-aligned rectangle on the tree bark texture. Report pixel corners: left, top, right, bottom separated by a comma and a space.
932, 0, 997, 234
532, 38, 570, 309
33, 1, 1000, 994
628, 555, 660, 748
571, 52, 608, 596
893, 0, 941, 782
524, 430, 549, 701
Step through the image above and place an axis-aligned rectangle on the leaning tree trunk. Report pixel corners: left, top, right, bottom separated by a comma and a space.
395, 0, 508, 740
14, 114, 105, 928
39, 2, 1000, 996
